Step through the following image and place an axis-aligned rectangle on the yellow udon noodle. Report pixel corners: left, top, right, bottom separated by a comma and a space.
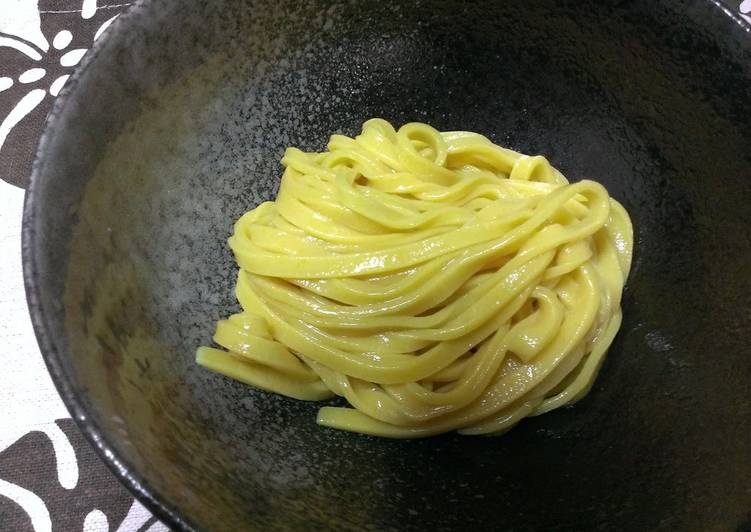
197, 119, 633, 438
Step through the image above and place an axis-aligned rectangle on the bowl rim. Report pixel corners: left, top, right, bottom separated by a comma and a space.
19, 1, 750, 531
20, 0, 192, 529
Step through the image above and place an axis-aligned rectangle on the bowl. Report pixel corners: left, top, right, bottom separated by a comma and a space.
23, 0, 751, 529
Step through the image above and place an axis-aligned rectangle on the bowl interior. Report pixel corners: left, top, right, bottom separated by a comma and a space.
27, 0, 751, 530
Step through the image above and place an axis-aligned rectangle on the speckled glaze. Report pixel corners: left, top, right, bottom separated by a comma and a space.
22, 0, 751, 530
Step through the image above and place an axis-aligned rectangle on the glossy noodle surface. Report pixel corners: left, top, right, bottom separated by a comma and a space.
197, 120, 633, 438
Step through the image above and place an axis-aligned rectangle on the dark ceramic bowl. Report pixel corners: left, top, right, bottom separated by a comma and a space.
23, 0, 751, 530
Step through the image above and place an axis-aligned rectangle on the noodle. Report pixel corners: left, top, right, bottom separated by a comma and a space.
197, 119, 633, 438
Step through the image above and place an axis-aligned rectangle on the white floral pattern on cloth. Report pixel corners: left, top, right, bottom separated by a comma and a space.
0, 3, 170, 531
0, 0, 125, 187
741, 0, 751, 24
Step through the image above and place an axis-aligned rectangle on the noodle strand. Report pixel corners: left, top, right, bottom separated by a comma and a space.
197, 119, 633, 438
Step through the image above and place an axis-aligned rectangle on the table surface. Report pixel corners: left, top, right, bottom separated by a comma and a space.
1, 1, 749, 531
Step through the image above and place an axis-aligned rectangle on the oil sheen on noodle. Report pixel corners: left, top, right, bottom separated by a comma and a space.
197, 119, 633, 438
